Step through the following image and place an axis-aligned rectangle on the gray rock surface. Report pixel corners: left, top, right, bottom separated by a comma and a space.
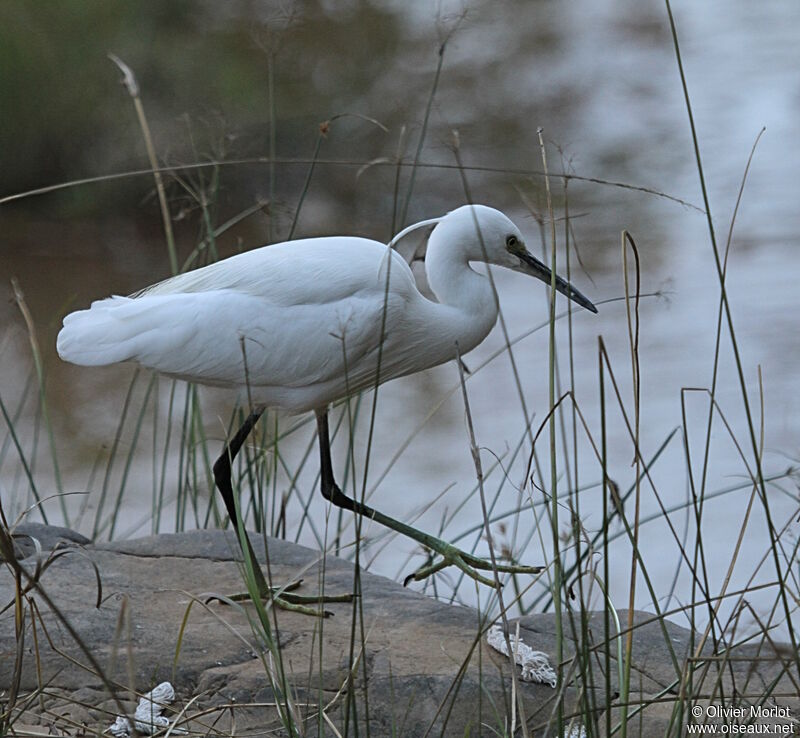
2, 522, 90, 560
0, 527, 797, 736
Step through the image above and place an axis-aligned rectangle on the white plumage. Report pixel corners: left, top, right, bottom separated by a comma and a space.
58, 204, 595, 412
57, 203, 597, 594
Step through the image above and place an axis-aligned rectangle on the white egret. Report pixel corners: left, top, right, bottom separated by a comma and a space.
57, 204, 596, 604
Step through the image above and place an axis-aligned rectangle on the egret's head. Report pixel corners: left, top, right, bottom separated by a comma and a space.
438, 205, 598, 313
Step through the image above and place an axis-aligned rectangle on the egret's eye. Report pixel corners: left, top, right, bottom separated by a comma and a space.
506, 234, 519, 249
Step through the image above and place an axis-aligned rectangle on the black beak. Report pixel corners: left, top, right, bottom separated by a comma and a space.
518, 251, 598, 314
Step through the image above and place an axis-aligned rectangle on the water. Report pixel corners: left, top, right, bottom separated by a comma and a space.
2, 0, 798, 634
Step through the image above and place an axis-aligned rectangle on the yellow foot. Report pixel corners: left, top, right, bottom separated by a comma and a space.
404, 545, 542, 588
204, 579, 354, 617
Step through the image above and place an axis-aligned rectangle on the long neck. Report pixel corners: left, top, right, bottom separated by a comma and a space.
424, 235, 499, 355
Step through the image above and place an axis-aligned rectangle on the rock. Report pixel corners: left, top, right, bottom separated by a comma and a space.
2, 522, 91, 560
0, 526, 797, 736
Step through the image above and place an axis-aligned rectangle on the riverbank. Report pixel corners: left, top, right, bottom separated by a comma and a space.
1, 524, 797, 736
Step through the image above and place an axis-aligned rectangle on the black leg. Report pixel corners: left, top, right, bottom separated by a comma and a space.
314, 409, 543, 587
317, 411, 357, 512
212, 409, 269, 597
211, 408, 353, 615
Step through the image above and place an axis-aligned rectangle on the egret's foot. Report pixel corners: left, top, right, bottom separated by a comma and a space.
205, 579, 355, 618
403, 542, 543, 588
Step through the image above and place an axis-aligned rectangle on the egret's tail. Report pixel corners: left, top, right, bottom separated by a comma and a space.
57, 296, 147, 366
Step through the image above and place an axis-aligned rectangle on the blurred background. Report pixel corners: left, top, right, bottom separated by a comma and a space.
1, 0, 799, 631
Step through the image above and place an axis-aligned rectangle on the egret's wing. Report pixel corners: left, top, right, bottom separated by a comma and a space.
136, 237, 405, 307
58, 239, 417, 392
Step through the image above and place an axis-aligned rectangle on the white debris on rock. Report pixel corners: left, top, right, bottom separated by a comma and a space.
564, 723, 587, 738
108, 681, 183, 736
108, 718, 131, 737
486, 624, 558, 688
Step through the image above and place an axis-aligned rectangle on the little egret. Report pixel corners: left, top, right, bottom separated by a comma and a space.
57, 204, 596, 603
